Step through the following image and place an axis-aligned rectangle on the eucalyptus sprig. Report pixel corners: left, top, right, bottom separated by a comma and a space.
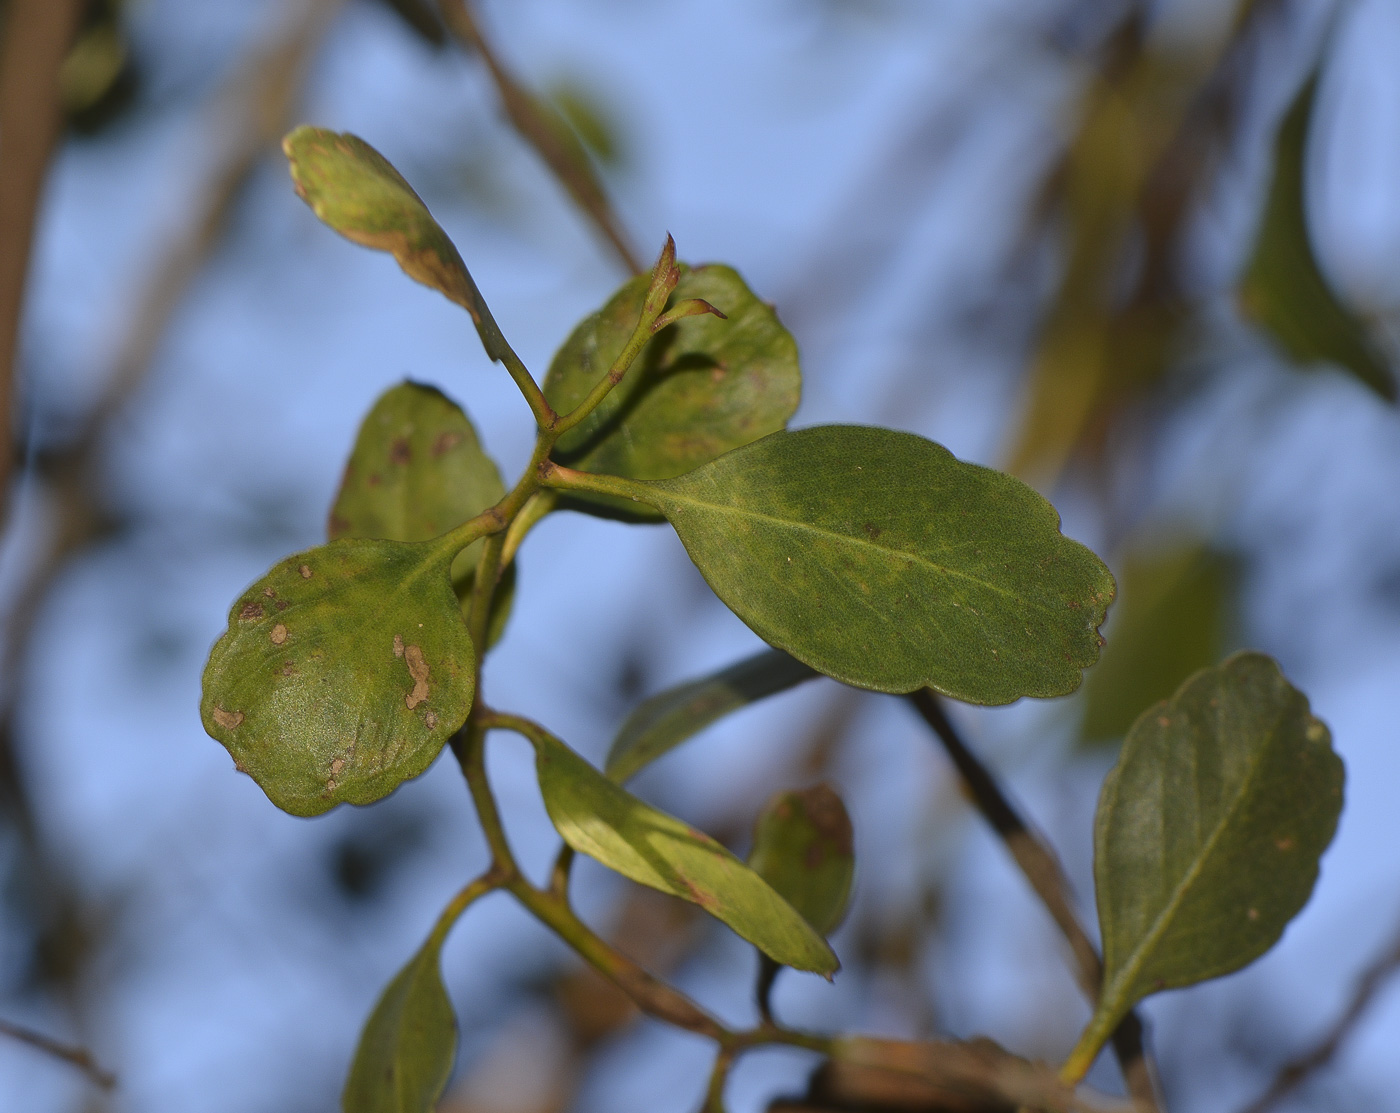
199, 128, 1344, 1113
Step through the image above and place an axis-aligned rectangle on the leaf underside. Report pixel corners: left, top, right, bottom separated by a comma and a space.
200, 538, 475, 816
642, 425, 1115, 703
606, 648, 819, 783
533, 731, 837, 975
1091, 652, 1343, 1038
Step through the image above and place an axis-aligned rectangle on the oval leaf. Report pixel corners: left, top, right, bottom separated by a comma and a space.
201, 538, 475, 816
343, 924, 456, 1113
329, 381, 514, 642
639, 425, 1114, 703
1239, 77, 1394, 401
283, 126, 513, 363
1078, 652, 1343, 1067
533, 730, 837, 975
543, 264, 800, 513
748, 784, 854, 937
605, 648, 819, 783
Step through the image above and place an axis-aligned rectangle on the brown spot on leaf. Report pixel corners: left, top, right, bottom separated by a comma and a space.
1276, 837, 1295, 851
1157, 716, 1172, 728
389, 438, 412, 465
328, 514, 352, 538
280, 662, 297, 677
862, 522, 883, 540
239, 602, 264, 621
275, 599, 288, 611
1247, 908, 1259, 921
367, 474, 382, 487
404, 645, 430, 709
432, 430, 463, 457
263, 587, 276, 598
392, 634, 405, 658
794, 785, 854, 858
425, 711, 438, 730
299, 564, 312, 579
270, 624, 288, 645
212, 706, 244, 730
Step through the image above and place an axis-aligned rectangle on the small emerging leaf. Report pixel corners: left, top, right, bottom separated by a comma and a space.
543, 263, 800, 516
748, 785, 854, 937
283, 126, 514, 364
1239, 77, 1395, 400
200, 539, 475, 816
1072, 652, 1343, 1074
329, 382, 514, 643
532, 730, 837, 975
605, 648, 819, 783
639, 425, 1114, 703
343, 921, 456, 1113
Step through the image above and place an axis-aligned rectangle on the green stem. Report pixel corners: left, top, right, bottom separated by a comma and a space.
702, 1047, 735, 1113
499, 345, 558, 430
429, 869, 505, 946
1060, 1008, 1118, 1085
501, 489, 556, 570
451, 716, 519, 875
548, 235, 680, 437
539, 460, 654, 506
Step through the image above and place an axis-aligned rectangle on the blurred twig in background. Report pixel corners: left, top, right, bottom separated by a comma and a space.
1239, 915, 1400, 1113
0, 0, 84, 520
436, 0, 644, 274
0, 1015, 114, 1089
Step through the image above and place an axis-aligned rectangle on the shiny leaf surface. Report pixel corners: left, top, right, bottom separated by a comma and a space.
639, 426, 1114, 703
201, 539, 475, 816
533, 730, 837, 974
605, 648, 818, 783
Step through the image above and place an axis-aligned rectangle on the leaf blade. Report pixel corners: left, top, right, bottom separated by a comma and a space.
639, 425, 1114, 703
1079, 652, 1343, 1067
533, 730, 837, 975
282, 126, 514, 364
605, 648, 819, 783
200, 538, 475, 816
342, 921, 457, 1113
748, 784, 854, 938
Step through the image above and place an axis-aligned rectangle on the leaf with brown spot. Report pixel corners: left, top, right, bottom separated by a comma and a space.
282, 126, 515, 365
530, 728, 836, 975
748, 784, 854, 938
331, 381, 514, 646
201, 537, 475, 817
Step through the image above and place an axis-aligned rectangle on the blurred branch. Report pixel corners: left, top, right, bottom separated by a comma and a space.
435, 0, 643, 274
907, 689, 1160, 1112
0, 1016, 114, 1089
0, 0, 83, 521
1238, 917, 1400, 1113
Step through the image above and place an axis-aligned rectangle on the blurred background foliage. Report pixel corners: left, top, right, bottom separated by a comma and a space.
1, 0, 1399, 1111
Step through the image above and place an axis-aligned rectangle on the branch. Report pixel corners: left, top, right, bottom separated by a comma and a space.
0, 0, 84, 521
435, 0, 643, 274
1238, 917, 1400, 1113
0, 1017, 114, 1090
907, 690, 1160, 1111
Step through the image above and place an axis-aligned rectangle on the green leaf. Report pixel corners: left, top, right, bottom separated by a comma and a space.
1079, 539, 1236, 745
748, 784, 854, 937
283, 126, 515, 364
342, 921, 456, 1113
200, 538, 475, 816
532, 730, 837, 975
605, 648, 819, 783
1070, 652, 1343, 1076
1239, 77, 1395, 401
636, 425, 1114, 703
543, 263, 800, 516
329, 381, 514, 644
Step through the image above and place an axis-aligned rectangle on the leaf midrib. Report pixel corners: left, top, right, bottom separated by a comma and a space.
653, 484, 1073, 617
1101, 707, 1280, 1014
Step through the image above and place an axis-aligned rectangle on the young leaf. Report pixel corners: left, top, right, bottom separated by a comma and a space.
748, 784, 854, 937
531, 729, 837, 975
605, 648, 819, 783
342, 927, 456, 1113
328, 381, 514, 642
632, 425, 1114, 704
1238, 77, 1395, 401
282, 126, 514, 364
200, 539, 475, 816
543, 264, 800, 513
1067, 652, 1343, 1079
